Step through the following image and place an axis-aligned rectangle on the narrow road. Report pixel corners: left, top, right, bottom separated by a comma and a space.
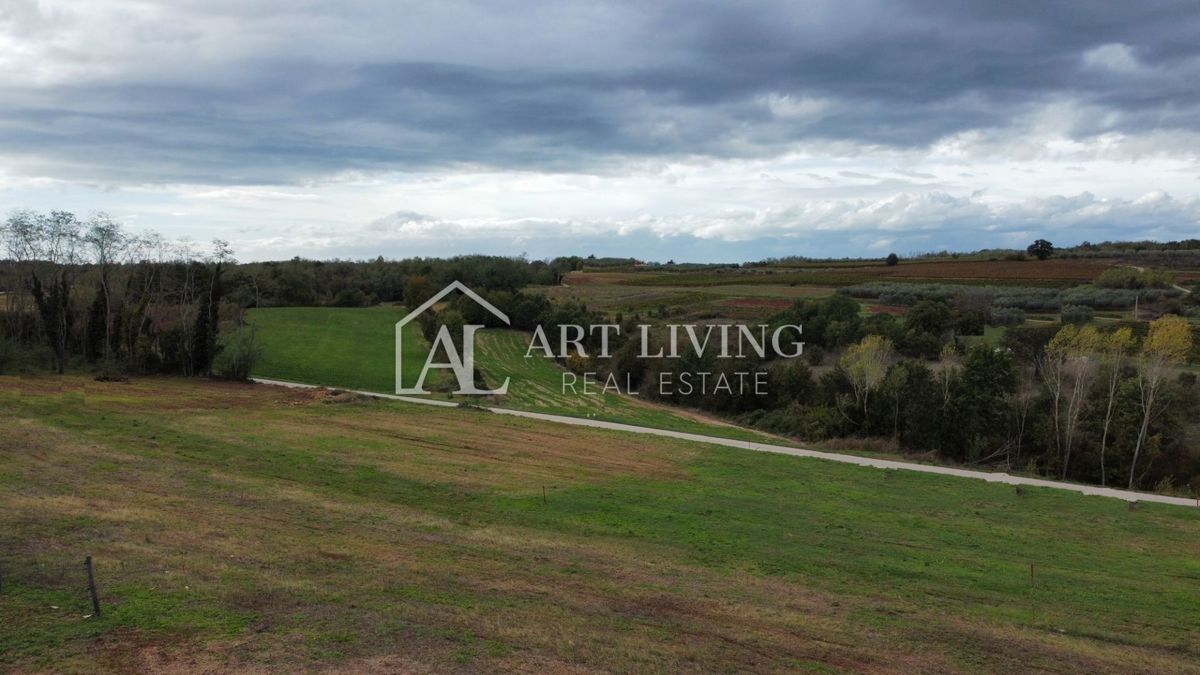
1125, 263, 1193, 295
251, 377, 1198, 508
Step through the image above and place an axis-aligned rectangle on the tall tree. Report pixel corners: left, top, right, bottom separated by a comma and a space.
839, 334, 894, 429
84, 213, 127, 366
1096, 327, 1134, 486
1128, 315, 1192, 488
1027, 239, 1054, 260
28, 211, 82, 373
1058, 326, 1101, 479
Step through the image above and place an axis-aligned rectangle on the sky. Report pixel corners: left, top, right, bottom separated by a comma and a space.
1, 0, 1199, 262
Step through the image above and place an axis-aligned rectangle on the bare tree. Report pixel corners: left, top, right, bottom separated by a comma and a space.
28, 211, 83, 372
84, 213, 128, 366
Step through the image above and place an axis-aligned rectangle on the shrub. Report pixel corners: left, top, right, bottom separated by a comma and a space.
211, 326, 263, 381
954, 309, 986, 336
0, 336, 44, 374
1095, 267, 1173, 290
805, 344, 826, 366
989, 306, 1025, 326
331, 288, 371, 307
885, 253, 899, 266
900, 330, 942, 360
1061, 305, 1093, 325
0, 336, 15, 374
747, 403, 845, 440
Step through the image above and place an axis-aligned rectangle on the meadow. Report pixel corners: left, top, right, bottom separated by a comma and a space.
248, 307, 771, 442
2, 376, 1198, 672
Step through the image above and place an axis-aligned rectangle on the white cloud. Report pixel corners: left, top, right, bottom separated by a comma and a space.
1082, 43, 1145, 74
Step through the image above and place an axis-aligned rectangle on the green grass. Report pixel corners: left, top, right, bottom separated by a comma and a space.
248, 307, 771, 441
250, 305, 435, 392
958, 324, 1008, 348
2, 376, 1198, 672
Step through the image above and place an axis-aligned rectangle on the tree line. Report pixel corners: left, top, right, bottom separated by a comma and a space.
0, 210, 234, 377
0, 210, 578, 377
558, 293, 1197, 493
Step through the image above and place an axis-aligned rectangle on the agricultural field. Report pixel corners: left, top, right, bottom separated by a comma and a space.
2, 376, 1198, 672
537, 257, 1146, 320
604, 258, 1117, 289
247, 307, 770, 442
533, 273, 829, 320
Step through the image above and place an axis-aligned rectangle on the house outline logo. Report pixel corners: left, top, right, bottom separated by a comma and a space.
395, 280, 511, 395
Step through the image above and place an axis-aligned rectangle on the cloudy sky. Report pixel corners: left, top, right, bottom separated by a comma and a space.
2, 1, 1199, 261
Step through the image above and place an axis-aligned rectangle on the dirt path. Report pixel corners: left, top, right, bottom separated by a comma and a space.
1126, 264, 1193, 295
251, 377, 1199, 508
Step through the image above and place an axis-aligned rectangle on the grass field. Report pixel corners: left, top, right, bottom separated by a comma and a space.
248, 307, 769, 442
249, 305, 433, 393
2, 376, 1199, 672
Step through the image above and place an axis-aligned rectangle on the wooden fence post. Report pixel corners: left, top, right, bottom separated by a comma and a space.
85, 556, 102, 616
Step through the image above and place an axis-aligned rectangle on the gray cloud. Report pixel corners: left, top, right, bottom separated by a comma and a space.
228, 190, 1197, 261
3, 1, 1200, 184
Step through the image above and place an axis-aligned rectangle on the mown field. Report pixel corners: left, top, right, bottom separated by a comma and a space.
248, 307, 769, 442
249, 305, 432, 393
2, 376, 1199, 672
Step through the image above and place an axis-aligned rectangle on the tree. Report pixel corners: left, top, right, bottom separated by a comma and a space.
1045, 325, 1101, 479
84, 212, 128, 366
885, 252, 899, 266
1128, 315, 1192, 488
1027, 239, 1054, 260
211, 325, 263, 380
1060, 305, 1093, 326
27, 211, 83, 373
839, 334, 894, 428
404, 275, 434, 309
957, 344, 1017, 462
905, 300, 953, 337
1040, 325, 1074, 475
1096, 327, 1134, 485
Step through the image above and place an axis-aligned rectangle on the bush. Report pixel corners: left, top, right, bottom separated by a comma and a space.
0, 336, 15, 374
1095, 267, 1173, 289
954, 309, 986, 336
989, 306, 1025, 326
331, 288, 371, 307
211, 326, 263, 381
746, 403, 844, 440
805, 344, 826, 366
0, 336, 44, 374
1061, 304, 1093, 325
900, 330, 942, 360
